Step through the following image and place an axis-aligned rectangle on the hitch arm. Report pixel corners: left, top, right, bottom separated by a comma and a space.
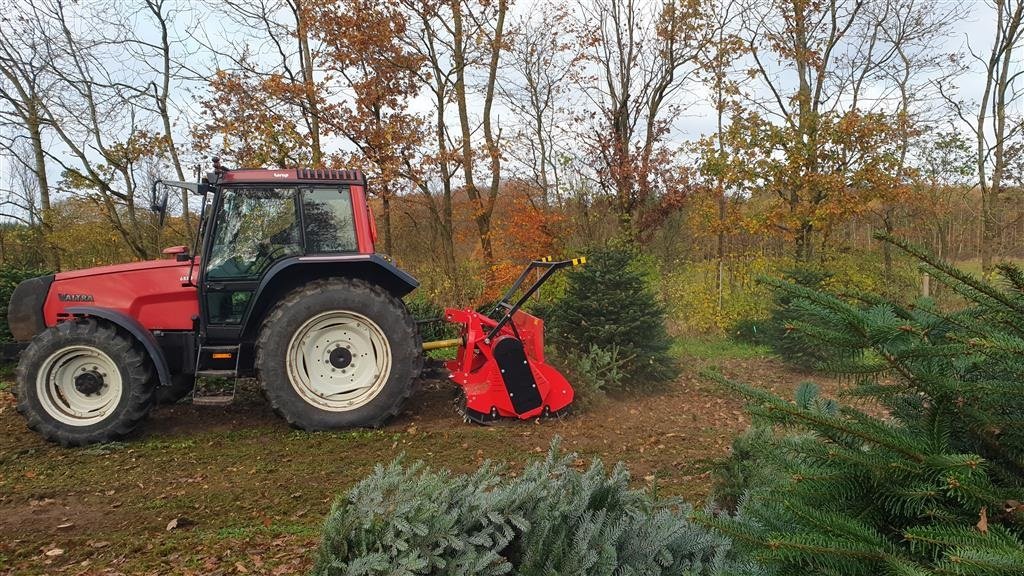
486, 257, 586, 340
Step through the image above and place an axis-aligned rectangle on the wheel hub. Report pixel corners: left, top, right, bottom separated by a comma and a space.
286, 310, 392, 412
328, 346, 353, 369
74, 370, 105, 395
36, 345, 124, 427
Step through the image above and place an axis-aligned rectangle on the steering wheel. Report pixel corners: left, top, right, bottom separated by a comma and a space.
242, 243, 294, 275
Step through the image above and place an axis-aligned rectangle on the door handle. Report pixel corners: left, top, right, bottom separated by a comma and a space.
206, 282, 225, 290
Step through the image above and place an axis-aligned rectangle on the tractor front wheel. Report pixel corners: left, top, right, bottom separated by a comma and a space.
256, 278, 421, 430
15, 319, 155, 446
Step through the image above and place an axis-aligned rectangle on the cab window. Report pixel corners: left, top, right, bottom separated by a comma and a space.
303, 187, 357, 253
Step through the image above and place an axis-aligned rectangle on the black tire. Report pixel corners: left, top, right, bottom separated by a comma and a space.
256, 278, 422, 430
155, 374, 195, 405
15, 319, 155, 446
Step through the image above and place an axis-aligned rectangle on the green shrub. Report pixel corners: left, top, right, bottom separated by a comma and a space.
547, 246, 678, 387
312, 442, 729, 576
664, 255, 782, 335
755, 265, 833, 370
704, 237, 1024, 575
707, 426, 782, 514
0, 265, 51, 342
550, 344, 627, 408
404, 294, 459, 344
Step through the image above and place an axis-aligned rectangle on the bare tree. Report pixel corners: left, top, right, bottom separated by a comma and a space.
944, 0, 1024, 273
29, 0, 169, 259
452, 0, 510, 271
577, 0, 710, 237
0, 1, 54, 243
498, 4, 580, 209
396, 0, 461, 292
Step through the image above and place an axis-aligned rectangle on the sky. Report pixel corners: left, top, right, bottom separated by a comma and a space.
0, 0, 1012, 217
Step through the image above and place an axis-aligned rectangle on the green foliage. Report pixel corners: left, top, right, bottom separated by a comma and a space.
757, 265, 834, 370
311, 441, 729, 576
0, 265, 51, 342
734, 252, 918, 370
708, 426, 783, 513
664, 255, 781, 335
404, 294, 459, 343
547, 247, 678, 387
704, 236, 1024, 576
551, 344, 628, 408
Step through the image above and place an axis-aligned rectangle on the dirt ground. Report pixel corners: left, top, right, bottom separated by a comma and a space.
0, 346, 843, 575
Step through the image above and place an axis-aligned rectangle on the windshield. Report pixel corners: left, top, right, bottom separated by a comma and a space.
205, 187, 302, 280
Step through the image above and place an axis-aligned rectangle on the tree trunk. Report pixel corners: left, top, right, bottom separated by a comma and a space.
27, 111, 58, 270
295, 0, 323, 166
381, 185, 393, 256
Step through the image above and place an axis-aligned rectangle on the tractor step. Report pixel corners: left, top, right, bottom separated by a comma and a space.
191, 373, 237, 406
194, 370, 237, 378
191, 394, 235, 406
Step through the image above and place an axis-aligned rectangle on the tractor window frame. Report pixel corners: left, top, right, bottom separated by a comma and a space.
204, 185, 303, 282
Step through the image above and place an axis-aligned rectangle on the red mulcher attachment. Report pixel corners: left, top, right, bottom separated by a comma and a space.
443, 257, 585, 423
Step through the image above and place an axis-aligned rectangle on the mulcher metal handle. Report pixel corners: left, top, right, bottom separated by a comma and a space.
485, 256, 586, 341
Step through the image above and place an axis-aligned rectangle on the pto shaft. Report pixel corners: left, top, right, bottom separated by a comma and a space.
422, 338, 462, 351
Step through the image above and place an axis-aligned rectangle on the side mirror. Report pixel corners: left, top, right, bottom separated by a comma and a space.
150, 180, 170, 227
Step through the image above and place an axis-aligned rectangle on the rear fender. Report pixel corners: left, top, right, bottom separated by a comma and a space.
65, 306, 171, 387
239, 254, 419, 340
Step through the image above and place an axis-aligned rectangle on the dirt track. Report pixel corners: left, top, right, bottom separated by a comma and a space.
0, 350, 839, 575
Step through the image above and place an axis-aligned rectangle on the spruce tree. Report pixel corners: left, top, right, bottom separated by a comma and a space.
547, 246, 678, 385
311, 442, 727, 576
706, 236, 1024, 576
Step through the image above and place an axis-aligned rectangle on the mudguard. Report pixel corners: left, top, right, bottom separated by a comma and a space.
65, 306, 172, 387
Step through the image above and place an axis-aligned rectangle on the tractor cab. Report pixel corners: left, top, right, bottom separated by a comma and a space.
149, 165, 415, 346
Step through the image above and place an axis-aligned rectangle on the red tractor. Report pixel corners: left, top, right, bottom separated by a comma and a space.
8, 162, 577, 446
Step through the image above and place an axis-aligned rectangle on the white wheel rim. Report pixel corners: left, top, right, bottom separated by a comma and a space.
35, 345, 123, 426
285, 310, 392, 412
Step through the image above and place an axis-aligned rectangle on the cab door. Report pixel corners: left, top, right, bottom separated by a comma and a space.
200, 186, 302, 343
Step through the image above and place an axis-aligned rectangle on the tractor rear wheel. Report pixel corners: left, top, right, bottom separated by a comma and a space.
15, 319, 155, 446
256, 278, 421, 430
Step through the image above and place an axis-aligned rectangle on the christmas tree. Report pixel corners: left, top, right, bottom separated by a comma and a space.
706, 236, 1024, 575
311, 441, 728, 576
547, 246, 678, 385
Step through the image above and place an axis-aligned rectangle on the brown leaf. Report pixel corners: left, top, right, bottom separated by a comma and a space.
44, 548, 65, 557
977, 506, 988, 534
235, 561, 249, 573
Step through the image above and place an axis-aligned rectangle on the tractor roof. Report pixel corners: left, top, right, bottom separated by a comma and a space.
217, 168, 367, 186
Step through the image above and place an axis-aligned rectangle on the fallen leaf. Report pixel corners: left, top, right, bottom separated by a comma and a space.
56, 522, 74, 530
44, 548, 64, 557
235, 561, 249, 573
977, 506, 988, 534
166, 516, 193, 531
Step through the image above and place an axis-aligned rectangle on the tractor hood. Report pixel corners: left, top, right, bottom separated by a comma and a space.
55, 258, 188, 281
4, 256, 202, 341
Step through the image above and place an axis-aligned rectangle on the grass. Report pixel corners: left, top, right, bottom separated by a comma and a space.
953, 257, 1024, 277
0, 334, 810, 575
672, 337, 773, 360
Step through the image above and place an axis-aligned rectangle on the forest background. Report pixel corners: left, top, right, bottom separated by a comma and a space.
1, 0, 1021, 335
